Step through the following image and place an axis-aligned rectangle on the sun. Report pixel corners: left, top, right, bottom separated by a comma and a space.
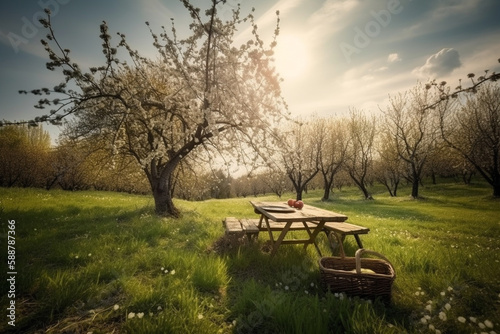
274, 34, 309, 80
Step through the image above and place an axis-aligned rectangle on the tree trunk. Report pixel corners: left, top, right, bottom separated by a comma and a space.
152, 184, 179, 217
411, 176, 419, 198
322, 186, 331, 201
321, 172, 334, 201
493, 175, 500, 198
147, 160, 180, 217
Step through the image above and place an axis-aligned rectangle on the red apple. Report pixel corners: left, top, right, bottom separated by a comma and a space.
294, 200, 304, 210
287, 199, 296, 207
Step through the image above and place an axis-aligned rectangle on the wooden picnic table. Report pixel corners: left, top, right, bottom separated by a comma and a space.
250, 201, 348, 256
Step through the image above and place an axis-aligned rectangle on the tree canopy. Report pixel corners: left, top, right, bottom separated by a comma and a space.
12, 1, 287, 216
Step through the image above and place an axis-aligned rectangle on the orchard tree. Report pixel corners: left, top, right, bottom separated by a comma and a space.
439, 81, 500, 197
316, 117, 348, 201
374, 131, 402, 197
278, 120, 321, 201
382, 83, 444, 199
0, 125, 51, 188
344, 109, 376, 200
13, 1, 287, 216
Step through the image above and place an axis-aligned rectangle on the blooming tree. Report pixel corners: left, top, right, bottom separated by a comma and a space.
13, 1, 287, 216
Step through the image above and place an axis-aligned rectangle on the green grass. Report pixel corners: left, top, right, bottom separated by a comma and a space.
0, 181, 499, 333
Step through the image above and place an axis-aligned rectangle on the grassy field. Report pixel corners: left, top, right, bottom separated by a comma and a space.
1, 181, 499, 333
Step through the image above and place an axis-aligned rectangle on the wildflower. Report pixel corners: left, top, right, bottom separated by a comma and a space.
470, 317, 477, 323
310, 282, 315, 287
285, 286, 289, 291
113, 304, 119, 311
88, 253, 92, 257
439, 311, 447, 321
479, 322, 486, 329
137, 312, 144, 319
447, 286, 453, 292
457, 316, 466, 323
425, 304, 432, 311
128, 312, 136, 319
161, 267, 165, 271
429, 324, 435, 331
484, 320, 493, 328
440, 291, 445, 296
75, 255, 79, 259
171, 270, 176, 275
164, 269, 169, 274
445, 303, 451, 311
198, 313, 204, 319
157, 306, 163, 311
304, 290, 309, 295
420, 317, 428, 324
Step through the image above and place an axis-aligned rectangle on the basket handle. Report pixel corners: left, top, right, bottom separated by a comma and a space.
355, 249, 396, 277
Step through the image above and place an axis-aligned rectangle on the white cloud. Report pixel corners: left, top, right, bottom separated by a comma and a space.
387, 53, 401, 63
413, 48, 462, 78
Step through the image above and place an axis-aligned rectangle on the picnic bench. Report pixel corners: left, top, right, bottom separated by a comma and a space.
223, 215, 370, 254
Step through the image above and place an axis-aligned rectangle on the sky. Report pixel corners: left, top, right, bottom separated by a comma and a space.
1, 0, 500, 142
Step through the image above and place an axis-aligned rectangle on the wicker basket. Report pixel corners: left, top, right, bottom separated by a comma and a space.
319, 248, 396, 302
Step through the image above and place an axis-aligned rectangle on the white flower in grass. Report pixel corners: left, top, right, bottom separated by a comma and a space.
304, 290, 309, 295
137, 312, 144, 319
484, 320, 493, 328
157, 306, 163, 311
445, 303, 451, 311
440, 291, 445, 296
420, 317, 428, 324
284, 286, 289, 291
161, 267, 165, 271
198, 313, 204, 319
447, 286, 453, 292
428, 324, 435, 331
457, 316, 466, 323
128, 312, 136, 319
75, 255, 79, 259
479, 322, 486, 329
170, 270, 176, 275
425, 304, 432, 311
470, 317, 477, 323
88, 253, 92, 257
435, 330, 441, 334
164, 269, 169, 274
439, 312, 447, 321
113, 304, 120, 311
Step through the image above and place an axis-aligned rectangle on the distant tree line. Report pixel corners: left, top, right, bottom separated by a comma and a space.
2, 78, 498, 200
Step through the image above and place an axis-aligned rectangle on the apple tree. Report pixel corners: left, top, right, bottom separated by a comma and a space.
13, 1, 287, 216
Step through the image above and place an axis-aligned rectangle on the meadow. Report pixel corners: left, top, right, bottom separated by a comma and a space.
0, 180, 499, 333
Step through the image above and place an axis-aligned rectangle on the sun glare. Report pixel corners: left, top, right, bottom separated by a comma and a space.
274, 34, 309, 80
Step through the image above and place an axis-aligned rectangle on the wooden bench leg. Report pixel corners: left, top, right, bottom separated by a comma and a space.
354, 234, 364, 248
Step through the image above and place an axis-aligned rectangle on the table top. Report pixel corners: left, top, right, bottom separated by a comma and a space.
250, 201, 348, 223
